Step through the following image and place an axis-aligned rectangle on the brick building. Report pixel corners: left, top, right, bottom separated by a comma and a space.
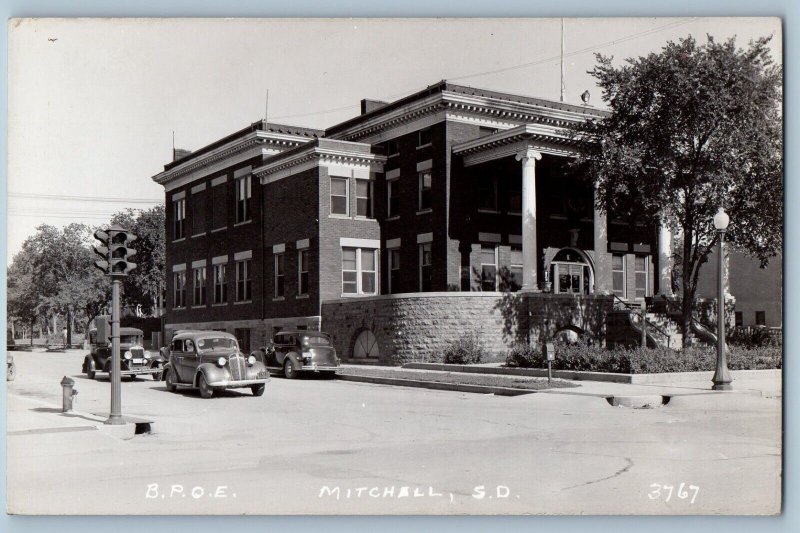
153, 81, 674, 361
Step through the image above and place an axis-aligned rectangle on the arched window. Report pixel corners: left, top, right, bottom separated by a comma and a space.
550, 248, 594, 295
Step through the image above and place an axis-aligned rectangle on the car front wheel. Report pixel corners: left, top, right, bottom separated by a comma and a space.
165, 368, 178, 392
198, 374, 214, 398
251, 384, 266, 396
85, 358, 96, 380
284, 359, 297, 379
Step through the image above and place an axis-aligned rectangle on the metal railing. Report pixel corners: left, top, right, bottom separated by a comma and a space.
612, 294, 672, 347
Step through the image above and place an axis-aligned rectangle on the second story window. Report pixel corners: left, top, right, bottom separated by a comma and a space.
173, 271, 186, 308
386, 139, 399, 157
419, 243, 433, 292
193, 266, 207, 306
235, 174, 251, 223
274, 253, 285, 298
331, 177, 349, 216
419, 171, 432, 211
213, 263, 227, 304
236, 259, 251, 302
418, 127, 432, 147
635, 255, 649, 299
478, 175, 498, 211
356, 179, 373, 218
388, 248, 400, 294
612, 254, 626, 298
480, 245, 498, 291
173, 198, 186, 240
212, 181, 227, 230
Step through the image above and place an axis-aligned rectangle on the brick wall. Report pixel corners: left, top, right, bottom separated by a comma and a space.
321, 292, 613, 365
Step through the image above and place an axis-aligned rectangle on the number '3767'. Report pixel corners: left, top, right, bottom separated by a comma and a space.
648, 483, 699, 504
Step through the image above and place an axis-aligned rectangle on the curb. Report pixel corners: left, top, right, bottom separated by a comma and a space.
335, 373, 537, 396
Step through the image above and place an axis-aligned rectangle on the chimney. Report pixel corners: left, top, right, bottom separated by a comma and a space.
360, 99, 388, 115
172, 148, 192, 162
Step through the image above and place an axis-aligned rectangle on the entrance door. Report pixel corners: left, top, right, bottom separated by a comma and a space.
550, 249, 593, 295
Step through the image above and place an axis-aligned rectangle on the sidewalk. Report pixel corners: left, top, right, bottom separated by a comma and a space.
337, 363, 781, 401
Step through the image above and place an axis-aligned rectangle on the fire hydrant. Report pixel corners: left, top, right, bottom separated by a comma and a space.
60, 376, 78, 412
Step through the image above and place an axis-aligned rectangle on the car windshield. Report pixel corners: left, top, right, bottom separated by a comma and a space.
120, 335, 142, 345
302, 335, 331, 347
196, 337, 238, 352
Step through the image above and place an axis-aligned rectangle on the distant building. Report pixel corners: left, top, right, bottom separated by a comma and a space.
151, 81, 702, 361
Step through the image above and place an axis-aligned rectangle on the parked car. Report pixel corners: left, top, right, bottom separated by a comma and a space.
7, 354, 16, 382
163, 331, 269, 398
255, 330, 340, 379
82, 327, 165, 380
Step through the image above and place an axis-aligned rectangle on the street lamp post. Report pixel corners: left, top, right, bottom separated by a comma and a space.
712, 207, 732, 391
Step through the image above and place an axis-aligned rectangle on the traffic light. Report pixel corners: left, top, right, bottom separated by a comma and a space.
93, 229, 110, 274
107, 227, 138, 276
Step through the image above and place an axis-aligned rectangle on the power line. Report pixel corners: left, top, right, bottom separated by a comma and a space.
270, 18, 696, 121
9, 192, 163, 204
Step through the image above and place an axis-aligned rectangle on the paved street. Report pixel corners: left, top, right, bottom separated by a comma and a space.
6, 349, 782, 515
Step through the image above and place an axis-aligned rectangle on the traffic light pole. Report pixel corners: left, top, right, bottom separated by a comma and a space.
105, 278, 124, 425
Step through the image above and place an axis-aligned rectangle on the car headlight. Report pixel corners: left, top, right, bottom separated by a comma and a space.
124, 351, 132, 360
144, 351, 151, 360
247, 355, 256, 366
217, 357, 226, 367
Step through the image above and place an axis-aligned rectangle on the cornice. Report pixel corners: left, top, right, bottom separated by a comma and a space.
254, 143, 387, 184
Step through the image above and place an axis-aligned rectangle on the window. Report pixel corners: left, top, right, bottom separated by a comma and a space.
192, 191, 206, 236
342, 247, 378, 295
509, 246, 523, 292
735, 311, 743, 327
331, 177, 349, 215
755, 311, 766, 326
173, 198, 186, 240
419, 243, 433, 292
387, 178, 400, 218
509, 181, 522, 214
298, 249, 309, 295
388, 248, 400, 294
212, 183, 227, 230
418, 127, 432, 147
235, 174, 251, 223
612, 254, 626, 298
274, 253, 285, 298
386, 139, 399, 157
356, 179, 373, 218
419, 171, 432, 211
173, 271, 186, 308
213, 263, 227, 304
480, 246, 498, 291
634, 256, 649, 299
192, 266, 206, 306
236, 259, 252, 302
478, 175, 498, 211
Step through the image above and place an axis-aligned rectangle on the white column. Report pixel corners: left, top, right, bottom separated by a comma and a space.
657, 222, 674, 297
516, 147, 542, 291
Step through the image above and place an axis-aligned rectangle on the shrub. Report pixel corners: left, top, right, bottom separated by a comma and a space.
727, 327, 781, 348
443, 332, 486, 364
506, 342, 781, 374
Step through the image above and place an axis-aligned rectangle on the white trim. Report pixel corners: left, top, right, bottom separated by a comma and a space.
386, 168, 400, 180
416, 159, 433, 172
272, 243, 285, 254
172, 263, 186, 272
234, 165, 252, 178
191, 183, 206, 194
478, 232, 501, 243
296, 238, 310, 250
211, 175, 228, 187
234, 250, 253, 261
340, 237, 380, 249
171, 191, 186, 201
417, 232, 433, 244
386, 237, 401, 249
211, 255, 228, 265
330, 175, 350, 217
191, 259, 207, 268
509, 234, 522, 245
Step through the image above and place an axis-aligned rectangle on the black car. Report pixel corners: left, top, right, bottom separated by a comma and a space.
255, 330, 340, 379
82, 326, 164, 380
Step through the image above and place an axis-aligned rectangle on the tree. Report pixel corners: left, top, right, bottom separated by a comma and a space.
109, 205, 165, 316
574, 35, 782, 346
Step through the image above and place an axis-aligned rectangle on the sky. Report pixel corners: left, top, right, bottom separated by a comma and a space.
6, 17, 782, 263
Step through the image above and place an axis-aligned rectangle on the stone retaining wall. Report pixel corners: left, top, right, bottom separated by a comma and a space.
321, 292, 614, 365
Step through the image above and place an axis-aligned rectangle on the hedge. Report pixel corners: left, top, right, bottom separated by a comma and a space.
506, 342, 781, 374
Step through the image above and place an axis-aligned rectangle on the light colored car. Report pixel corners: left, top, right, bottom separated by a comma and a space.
163, 331, 269, 398
256, 330, 340, 379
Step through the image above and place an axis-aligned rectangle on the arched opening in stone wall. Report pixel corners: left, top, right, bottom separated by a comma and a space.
351, 328, 379, 359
